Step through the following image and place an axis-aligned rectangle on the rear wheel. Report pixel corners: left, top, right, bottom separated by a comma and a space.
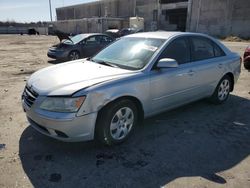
244, 62, 250, 70
68, 51, 80, 61
210, 75, 232, 104
96, 99, 138, 145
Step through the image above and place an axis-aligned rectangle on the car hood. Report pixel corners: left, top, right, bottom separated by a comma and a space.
54, 30, 71, 42
27, 60, 134, 96
50, 42, 73, 50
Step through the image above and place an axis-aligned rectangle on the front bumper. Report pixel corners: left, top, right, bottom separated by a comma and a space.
22, 99, 98, 142
47, 49, 67, 60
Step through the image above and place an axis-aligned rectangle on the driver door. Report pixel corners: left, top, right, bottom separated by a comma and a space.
150, 37, 198, 113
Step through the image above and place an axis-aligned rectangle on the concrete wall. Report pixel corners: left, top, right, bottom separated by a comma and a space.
56, 0, 250, 38
0, 26, 48, 35
231, 0, 250, 38
189, 0, 250, 38
53, 18, 128, 34
56, 0, 136, 20
0, 26, 28, 34
136, 0, 158, 31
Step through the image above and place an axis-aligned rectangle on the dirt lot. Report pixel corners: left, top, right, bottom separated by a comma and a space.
0, 35, 250, 188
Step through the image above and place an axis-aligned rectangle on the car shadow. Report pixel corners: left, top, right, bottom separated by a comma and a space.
19, 95, 250, 187
47, 59, 66, 64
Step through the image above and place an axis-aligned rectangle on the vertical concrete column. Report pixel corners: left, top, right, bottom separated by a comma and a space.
196, 0, 202, 32
134, 0, 137, 16
157, 0, 162, 30
186, 0, 193, 31
226, 0, 233, 36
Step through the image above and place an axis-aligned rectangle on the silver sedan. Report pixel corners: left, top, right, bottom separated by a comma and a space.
22, 32, 241, 145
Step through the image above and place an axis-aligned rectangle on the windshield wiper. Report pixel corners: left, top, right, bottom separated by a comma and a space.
90, 59, 118, 68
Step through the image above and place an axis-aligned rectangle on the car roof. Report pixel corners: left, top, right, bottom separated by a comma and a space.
77, 33, 110, 38
125, 31, 214, 40
125, 31, 182, 39
125, 31, 232, 58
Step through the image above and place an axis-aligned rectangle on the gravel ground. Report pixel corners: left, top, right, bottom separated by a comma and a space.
0, 35, 249, 188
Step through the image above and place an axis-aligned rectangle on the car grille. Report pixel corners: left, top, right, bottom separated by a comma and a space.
22, 86, 39, 107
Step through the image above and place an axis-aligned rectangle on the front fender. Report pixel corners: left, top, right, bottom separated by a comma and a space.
77, 74, 151, 117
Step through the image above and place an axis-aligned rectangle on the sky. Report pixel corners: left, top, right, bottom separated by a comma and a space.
0, 0, 96, 22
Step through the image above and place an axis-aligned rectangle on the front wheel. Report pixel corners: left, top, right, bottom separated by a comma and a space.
96, 99, 138, 145
210, 75, 232, 104
68, 51, 80, 61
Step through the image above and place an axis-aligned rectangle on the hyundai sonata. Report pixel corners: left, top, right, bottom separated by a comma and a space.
22, 32, 241, 145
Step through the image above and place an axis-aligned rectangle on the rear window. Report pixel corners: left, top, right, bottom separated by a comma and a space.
191, 37, 225, 61
214, 43, 226, 57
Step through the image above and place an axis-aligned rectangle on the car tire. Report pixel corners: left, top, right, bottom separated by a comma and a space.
68, 51, 80, 61
244, 62, 250, 70
96, 99, 138, 145
210, 75, 232, 104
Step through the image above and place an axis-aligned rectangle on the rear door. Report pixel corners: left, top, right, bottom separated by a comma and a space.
188, 36, 227, 96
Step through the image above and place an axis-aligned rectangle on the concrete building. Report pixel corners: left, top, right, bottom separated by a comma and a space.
56, 0, 136, 20
189, 0, 250, 38
53, 17, 128, 34
55, 0, 250, 38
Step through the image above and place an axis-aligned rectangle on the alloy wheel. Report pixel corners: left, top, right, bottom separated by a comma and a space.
110, 107, 134, 140
218, 79, 230, 101
69, 51, 79, 60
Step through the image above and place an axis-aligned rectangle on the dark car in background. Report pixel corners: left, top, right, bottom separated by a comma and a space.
47, 33, 114, 61
243, 45, 250, 69
105, 28, 143, 39
105, 29, 120, 38
118, 28, 143, 37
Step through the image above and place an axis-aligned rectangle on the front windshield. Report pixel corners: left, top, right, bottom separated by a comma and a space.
92, 37, 165, 70
63, 34, 87, 45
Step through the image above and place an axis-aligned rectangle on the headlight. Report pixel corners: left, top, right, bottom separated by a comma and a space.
40, 96, 86, 113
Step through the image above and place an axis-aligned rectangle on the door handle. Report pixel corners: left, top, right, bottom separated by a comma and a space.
177, 70, 195, 77
218, 63, 223, 68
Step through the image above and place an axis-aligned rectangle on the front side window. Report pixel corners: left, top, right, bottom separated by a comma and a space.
158, 37, 190, 64
92, 37, 165, 70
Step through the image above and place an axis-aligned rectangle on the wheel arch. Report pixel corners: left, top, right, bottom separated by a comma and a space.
224, 72, 234, 91
68, 50, 80, 58
95, 95, 144, 135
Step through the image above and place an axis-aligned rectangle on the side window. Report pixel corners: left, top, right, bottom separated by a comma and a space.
213, 43, 226, 57
85, 36, 98, 45
191, 37, 214, 61
159, 37, 190, 64
100, 36, 113, 43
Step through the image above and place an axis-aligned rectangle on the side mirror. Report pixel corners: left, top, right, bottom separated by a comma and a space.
157, 58, 178, 69
80, 40, 86, 45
